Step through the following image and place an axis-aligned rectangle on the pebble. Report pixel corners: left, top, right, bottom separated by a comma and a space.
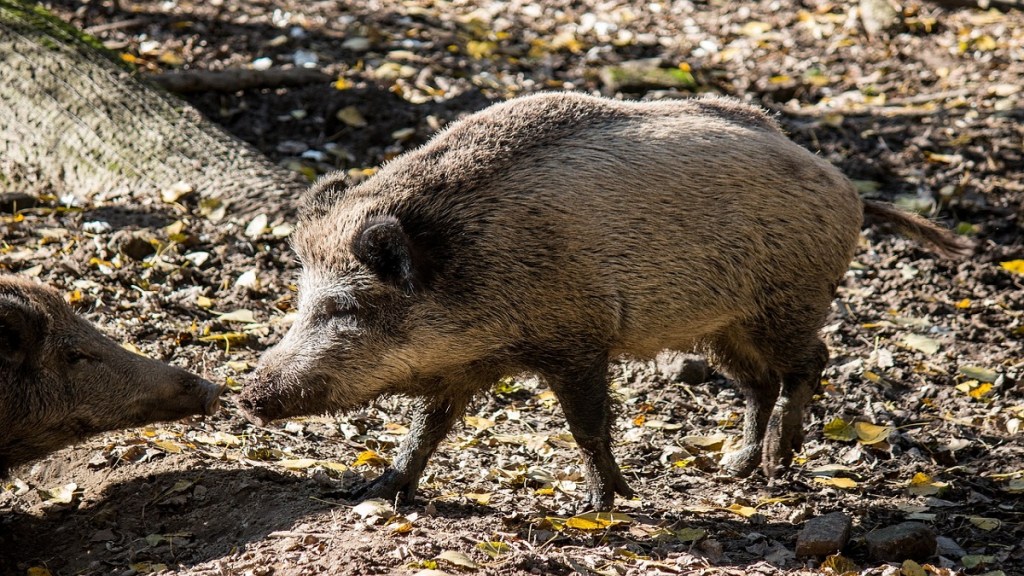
865, 522, 936, 562
795, 511, 852, 557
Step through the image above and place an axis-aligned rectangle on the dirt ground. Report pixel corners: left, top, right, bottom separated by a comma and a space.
2, 0, 1023, 574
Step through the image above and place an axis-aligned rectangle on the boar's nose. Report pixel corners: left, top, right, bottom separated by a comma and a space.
237, 396, 270, 427
194, 376, 224, 415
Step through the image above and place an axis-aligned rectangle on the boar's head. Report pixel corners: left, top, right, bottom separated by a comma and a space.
241, 185, 488, 426
0, 276, 222, 475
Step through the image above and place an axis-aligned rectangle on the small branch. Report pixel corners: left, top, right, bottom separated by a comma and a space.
83, 17, 151, 35
149, 67, 332, 93
268, 531, 337, 540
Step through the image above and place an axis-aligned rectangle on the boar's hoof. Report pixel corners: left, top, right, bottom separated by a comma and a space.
582, 469, 635, 512
356, 468, 420, 503
762, 419, 804, 478
718, 446, 761, 478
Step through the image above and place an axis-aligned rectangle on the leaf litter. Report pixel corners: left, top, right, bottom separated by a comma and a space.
2, 0, 1024, 574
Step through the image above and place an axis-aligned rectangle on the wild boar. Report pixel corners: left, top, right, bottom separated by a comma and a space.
241, 92, 969, 510
0, 275, 222, 476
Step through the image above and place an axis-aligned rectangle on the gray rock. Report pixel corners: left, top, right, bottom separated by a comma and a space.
795, 511, 852, 557
865, 522, 936, 562
935, 535, 966, 558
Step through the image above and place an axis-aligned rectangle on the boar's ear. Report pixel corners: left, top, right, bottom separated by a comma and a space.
300, 174, 350, 221
0, 295, 44, 367
353, 215, 423, 294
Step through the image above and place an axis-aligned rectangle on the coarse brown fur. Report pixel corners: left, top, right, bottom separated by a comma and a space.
0, 275, 222, 477
243, 92, 970, 510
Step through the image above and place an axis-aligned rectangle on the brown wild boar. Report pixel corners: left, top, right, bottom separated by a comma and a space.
241, 92, 969, 510
0, 275, 222, 477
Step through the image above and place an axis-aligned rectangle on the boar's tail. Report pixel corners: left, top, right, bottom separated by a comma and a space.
862, 200, 974, 258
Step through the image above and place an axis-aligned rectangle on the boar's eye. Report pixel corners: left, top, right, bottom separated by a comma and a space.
66, 349, 95, 366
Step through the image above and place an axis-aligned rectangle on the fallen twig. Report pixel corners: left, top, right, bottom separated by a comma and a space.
149, 67, 332, 93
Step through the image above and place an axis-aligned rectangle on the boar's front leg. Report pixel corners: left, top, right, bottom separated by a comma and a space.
543, 352, 634, 511
361, 394, 469, 502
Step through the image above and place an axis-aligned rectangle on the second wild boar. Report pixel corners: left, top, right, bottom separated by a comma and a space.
0, 275, 222, 476
241, 92, 969, 510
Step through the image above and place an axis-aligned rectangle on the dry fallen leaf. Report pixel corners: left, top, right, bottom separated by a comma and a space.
903, 333, 940, 355
436, 550, 478, 569
352, 450, 389, 468
565, 511, 634, 530
824, 417, 858, 442
814, 476, 858, 489
854, 421, 894, 445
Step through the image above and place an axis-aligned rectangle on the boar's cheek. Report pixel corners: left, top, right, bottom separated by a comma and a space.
0, 295, 45, 368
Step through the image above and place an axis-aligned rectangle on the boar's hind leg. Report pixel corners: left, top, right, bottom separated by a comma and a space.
360, 394, 470, 502
716, 334, 781, 477
543, 351, 634, 511
762, 338, 828, 477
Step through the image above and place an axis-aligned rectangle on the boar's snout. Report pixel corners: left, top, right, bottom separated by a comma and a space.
195, 376, 224, 416
143, 369, 223, 423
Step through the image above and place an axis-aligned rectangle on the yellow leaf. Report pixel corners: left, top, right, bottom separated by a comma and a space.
741, 21, 772, 36
333, 77, 352, 90
466, 40, 496, 59
972, 34, 997, 51
197, 332, 248, 346
565, 511, 634, 530
908, 472, 948, 496
855, 421, 893, 445
464, 492, 492, 505
824, 418, 858, 442
152, 440, 184, 454
1001, 260, 1024, 275
352, 450, 389, 468
902, 559, 926, 576
336, 106, 368, 128
814, 477, 858, 489
476, 541, 511, 558
968, 382, 993, 399
464, 416, 496, 431
27, 568, 53, 576
968, 516, 1000, 531
388, 516, 415, 533
193, 431, 241, 446
196, 295, 214, 309
821, 554, 857, 574
278, 458, 318, 470
723, 503, 758, 518
632, 413, 647, 426
955, 298, 971, 309
227, 361, 250, 372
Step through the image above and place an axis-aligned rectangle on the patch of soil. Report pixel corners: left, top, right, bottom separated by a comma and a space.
2, 0, 1022, 575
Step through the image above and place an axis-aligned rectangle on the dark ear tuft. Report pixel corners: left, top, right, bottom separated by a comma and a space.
353, 216, 421, 293
0, 294, 44, 368
300, 173, 351, 222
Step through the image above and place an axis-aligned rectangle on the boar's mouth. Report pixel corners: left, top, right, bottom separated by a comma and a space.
137, 376, 223, 424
